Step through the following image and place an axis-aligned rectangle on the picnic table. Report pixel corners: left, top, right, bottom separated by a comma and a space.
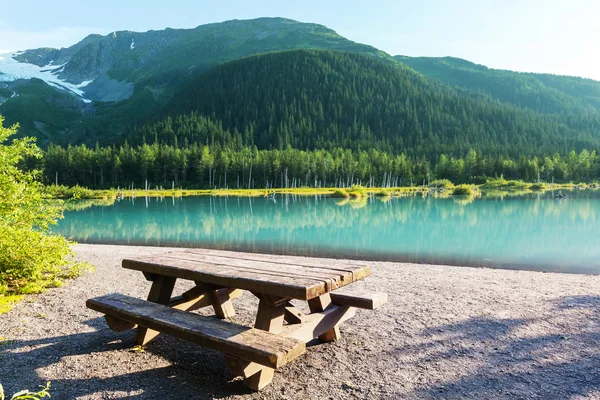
87, 249, 387, 391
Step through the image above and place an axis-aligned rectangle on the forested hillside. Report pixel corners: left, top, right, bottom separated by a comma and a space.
40, 50, 600, 188
395, 55, 600, 115
130, 50, 600, 157
0, 18, 387, 143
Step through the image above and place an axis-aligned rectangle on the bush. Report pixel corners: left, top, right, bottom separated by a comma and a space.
330, 189, 350, 198
429, 179, 453, 189
0, 117, 86, 299
374, 189, 391, 197
452, 184, 474, 196
348, 185, 368, 198
0, 382, 51, 399
45, 184, 107, 199
529, 183, 547, 190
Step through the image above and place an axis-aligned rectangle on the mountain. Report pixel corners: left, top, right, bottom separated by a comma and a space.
2, 18, 600, 162
129, 49, 600, 157
394, 55, 600, 116
44, 49, 600, 189
0, 18, 387, 143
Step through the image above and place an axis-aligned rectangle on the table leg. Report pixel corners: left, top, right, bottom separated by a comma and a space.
308, 293, 341, 342
227, 296, 287, 391
135, 275, 176, 346
210, 288, 236, 319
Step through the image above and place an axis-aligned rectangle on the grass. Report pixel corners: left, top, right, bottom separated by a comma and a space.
0, 295, 23, 314
330, 188, 350, 198
48, 179, 600, 202
480, 178, 594, 192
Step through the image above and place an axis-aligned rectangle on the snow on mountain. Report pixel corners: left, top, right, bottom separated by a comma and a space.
0, 52, 93, 103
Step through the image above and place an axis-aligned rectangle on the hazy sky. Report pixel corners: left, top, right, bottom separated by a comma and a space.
1, 0, 599, 80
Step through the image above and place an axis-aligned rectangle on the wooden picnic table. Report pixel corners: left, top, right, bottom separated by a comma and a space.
87, 249, 386, 391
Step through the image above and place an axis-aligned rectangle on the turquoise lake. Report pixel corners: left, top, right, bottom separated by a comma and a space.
54, 191, 600, 274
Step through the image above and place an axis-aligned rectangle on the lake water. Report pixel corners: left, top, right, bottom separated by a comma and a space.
54, 191, 600, 274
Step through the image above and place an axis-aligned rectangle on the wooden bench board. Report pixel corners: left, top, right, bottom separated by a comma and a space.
87, 293, 305, 369
123, 250, 371, 300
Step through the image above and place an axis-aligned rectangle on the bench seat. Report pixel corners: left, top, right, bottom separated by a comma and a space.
330, 291, 388, 310
87, 293, 305, 369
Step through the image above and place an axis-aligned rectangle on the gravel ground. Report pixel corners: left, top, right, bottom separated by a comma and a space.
1, 244, 600, 399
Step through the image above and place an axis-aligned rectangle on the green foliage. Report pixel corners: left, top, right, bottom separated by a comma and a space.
0, 295, 23, 314
330, 189, 350, 198
0, 117, 86, 300
136, 49, 600, 157
5, 18, 386, 145
348, 185, 368, 198
0, 382, 51, 400
430, 179, 454, 189
452, 185, 475, 196
6, 51, 598, 189
45, 184, 111, 200
396, 55, 600, 115
40, 141, 600, 190
529, 183, 548, 191
374, 189, 392, 197
0, 79, 84, 144
0, 88, 12, 98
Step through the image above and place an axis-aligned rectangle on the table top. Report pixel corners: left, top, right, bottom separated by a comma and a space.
122, 249, 371, 300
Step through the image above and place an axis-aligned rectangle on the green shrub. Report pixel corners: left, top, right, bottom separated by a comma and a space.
452, 184, 474, 196
429, 179, 453, 189
0, 117, 87, 302
374, 189, 391, 196
530, 183, 547, 190
0, 382, 51, 400
348, 185, 368, 198
45, 184, 105, 199
330, 189, 350, 198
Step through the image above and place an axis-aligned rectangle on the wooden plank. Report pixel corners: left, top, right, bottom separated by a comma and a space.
284, 304, 306, 325
308, 294, 340, 342
167, 253, 352, 290
135, 275, 176, 346
330, 292, 388, 310
224, 355, 263, 378
281, 305, 356, 343
254, 299, 286, 335
243, 297, 287, 391
211, 288, 236, 319
123, 257, 326, 300
123, 250, 371, 300
105, 315, 136, 332
184, 251, 372, 283
87, 294, 305, 369
168, 289, 243, 312
165, 254, 339, 286
182, 249, 368, 277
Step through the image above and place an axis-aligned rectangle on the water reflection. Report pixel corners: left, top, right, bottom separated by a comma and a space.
54, 191, 600, 274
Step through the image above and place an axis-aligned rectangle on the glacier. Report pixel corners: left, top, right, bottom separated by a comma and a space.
0, 51, 93, 103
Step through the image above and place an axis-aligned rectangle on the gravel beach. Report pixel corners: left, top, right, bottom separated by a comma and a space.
1, 244, 600, 399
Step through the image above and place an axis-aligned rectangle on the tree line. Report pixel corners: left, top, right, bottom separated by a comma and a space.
42, 142, 600, 189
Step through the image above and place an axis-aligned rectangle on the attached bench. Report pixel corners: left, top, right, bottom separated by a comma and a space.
87, 293, 306, 369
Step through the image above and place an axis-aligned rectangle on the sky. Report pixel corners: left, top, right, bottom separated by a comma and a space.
1, 0, 599, 80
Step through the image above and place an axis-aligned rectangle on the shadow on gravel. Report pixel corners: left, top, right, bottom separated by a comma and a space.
397, 295, 600, 399
0, 317, 257, 399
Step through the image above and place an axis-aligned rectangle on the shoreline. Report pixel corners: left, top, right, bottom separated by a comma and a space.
49, 180, 599, 201
1, 243, 600, 399
65, 241, 600, 276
